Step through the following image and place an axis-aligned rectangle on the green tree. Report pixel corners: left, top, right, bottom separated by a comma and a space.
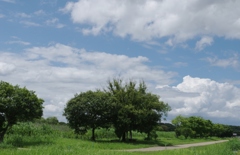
212, 124, 233, 137
106, 79, 170, 141
0, 81, 44, 143
63, 90, 111, 141
171, 115, 188, 128
34, 117, 46, 124
46, 117, 59, 125
203, 119, 213, 137
172, 115, 190, 138
188, 116, 213, 138
137, 92, 170, 139
172, 115, 213, 138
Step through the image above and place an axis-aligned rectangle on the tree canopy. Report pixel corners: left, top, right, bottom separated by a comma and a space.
0, 81, 44, 143
46, 117, 59, 125
105, 79, 170, 141
172, 115, 233, 138
64, 79, 171, 141
64, 90, 111, 141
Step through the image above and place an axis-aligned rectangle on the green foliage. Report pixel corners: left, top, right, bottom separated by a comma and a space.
64, 90, 111, 141
0, 81, 44, 143
145, 130, 158, 140
212, 124, 233, 137
0, 122, 230, 155
172, 115, 232, 139
187, 116, 213, 138
106, 79, 170, 141
158, 123, 176, 132
178, 127, 193, 139
229, 125, 240, 135
159, 142, 234, 155
34, 117, 46, 124
228, 138, 240, 151
45, 117, 59, 125
4, 122, 56, 147
172, 115, 193, 138
172, 115, 189, 128
0, 129, 231, 155
64, 79, 170, 141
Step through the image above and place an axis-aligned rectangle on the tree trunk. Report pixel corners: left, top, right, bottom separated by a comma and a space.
0, 133, 4, 143
0, 128, 8, 143
91, 128, 95, 141
122, 132, 126, 141
130, 130, 132, 140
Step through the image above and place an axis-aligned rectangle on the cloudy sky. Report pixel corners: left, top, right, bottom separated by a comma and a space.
1, 0, 240, 125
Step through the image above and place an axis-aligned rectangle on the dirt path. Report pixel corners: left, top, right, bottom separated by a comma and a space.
123, 140, 228, 152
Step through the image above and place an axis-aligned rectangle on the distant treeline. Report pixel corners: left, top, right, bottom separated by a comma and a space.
171, 115, 237, 138
158, 123, 176, 132
158, 122, 240, 136
229, 125, 240, 135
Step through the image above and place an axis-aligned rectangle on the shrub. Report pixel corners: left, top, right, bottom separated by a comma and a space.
5, 122, 56, 147
228, 138, 240, 151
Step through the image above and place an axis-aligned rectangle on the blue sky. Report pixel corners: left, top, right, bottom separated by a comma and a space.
1, 0, 240, 125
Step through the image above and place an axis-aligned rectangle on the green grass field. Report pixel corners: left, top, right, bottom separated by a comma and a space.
1, 137, 239, 155
0, 123, 239, 155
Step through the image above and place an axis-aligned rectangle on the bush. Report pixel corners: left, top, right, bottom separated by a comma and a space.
228, 138, 240, 151
5, 122, 56, 147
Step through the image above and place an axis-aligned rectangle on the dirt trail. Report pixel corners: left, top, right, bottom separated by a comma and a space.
123, 140, 228, 152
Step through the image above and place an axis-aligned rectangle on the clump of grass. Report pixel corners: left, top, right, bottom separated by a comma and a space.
154, 142, 234, 155
228, 138, 240, 151
4, 122, 57, 147
1, 122, 237, 155
0, 142, 15, 149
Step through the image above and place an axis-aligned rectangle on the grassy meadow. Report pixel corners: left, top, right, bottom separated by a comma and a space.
0, 122, 239, 155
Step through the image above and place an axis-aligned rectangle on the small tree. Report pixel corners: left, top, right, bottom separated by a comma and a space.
0, 81, 44, 143
46, 117, 59, 125
180, 127, 193, 139
172, 115, 189, 138
212, 124, 233, 138
63, 90, 111, 141
172, 115, 214, 138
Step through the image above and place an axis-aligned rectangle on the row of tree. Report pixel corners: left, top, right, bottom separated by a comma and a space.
63, 79, 171, 141
0, 79, 235, 143
172, 115, 233, 139
35, 117, 60, 125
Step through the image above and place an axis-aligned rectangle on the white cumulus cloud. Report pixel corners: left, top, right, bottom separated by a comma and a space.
205, 55, 239, 69
0, 62, 15, 75
195, 36, 213, 51
156, 75, 240, 125
0, 43, 176, 121
62, 0, 240, 44
45, 18, 65, 28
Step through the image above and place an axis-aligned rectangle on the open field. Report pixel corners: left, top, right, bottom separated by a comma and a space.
0, 123, 239, 155
0, 138, 239, 155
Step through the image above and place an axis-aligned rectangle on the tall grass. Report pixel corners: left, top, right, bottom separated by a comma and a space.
3, 122, 59, 147
1, 122, 239, 155
152, 140, 239, 155
1, 138, 239, 155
